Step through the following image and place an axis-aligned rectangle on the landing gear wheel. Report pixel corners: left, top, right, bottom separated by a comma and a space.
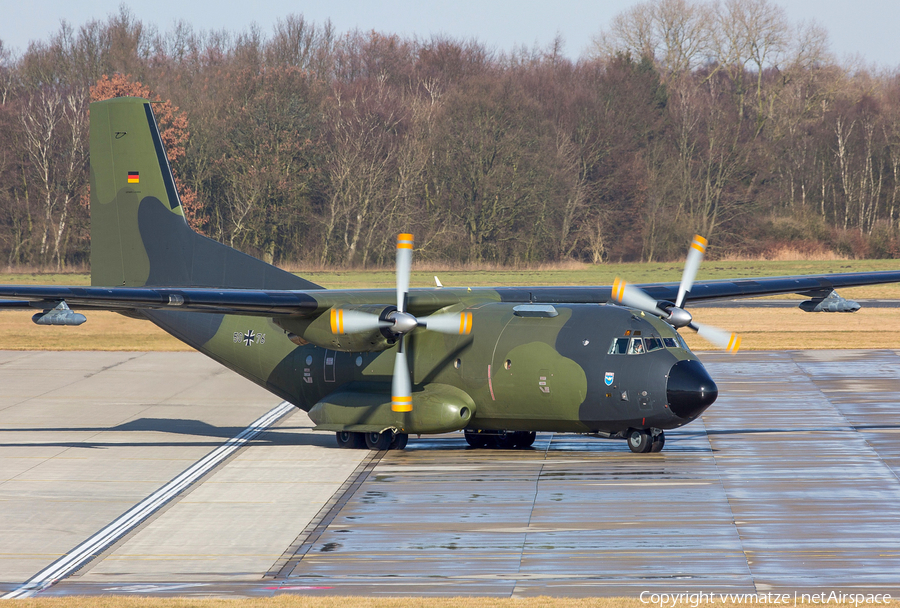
627, 429, 653, 454
650, 431, 665, 453
494, 431, 515, 449
336, 431, 365, 449
389, 433, 409, 450
365, 431, 394, 450
465, 430, 490, 448
514, 431, 536, 448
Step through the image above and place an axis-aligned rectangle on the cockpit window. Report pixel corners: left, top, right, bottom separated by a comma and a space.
645, 337, 663, 352
609, 336, 669, 355
608, 337, 629, 355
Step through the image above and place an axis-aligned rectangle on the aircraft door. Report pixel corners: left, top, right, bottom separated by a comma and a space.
489, 311, 584, 423
324, 349, 336, 382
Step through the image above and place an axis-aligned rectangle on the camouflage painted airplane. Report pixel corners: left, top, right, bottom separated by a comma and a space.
3, 97, 900, 453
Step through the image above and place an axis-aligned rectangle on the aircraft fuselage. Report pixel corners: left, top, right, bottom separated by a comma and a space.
144, 298, 716, 437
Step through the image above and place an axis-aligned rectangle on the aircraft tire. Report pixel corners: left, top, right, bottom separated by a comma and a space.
650, 431, 665, 453
494, 432, 515, 449
464, 431, 490, 448
336, 431, 366, 449
627, 429, 653, 454
365, 431, 394, 450
514, 431, 536, 448
390, 433, 409, 450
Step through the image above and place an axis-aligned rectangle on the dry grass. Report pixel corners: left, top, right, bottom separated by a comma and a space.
683, 307, 899, 351
14, 598, 897, 608
0, 310, 190, 351
720, 245, 851, 262
3, 262, 90, 274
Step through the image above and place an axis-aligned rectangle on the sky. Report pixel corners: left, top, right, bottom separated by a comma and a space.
4, 0, 900, 68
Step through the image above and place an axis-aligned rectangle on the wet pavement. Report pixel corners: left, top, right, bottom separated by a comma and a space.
4, 351, 900, 597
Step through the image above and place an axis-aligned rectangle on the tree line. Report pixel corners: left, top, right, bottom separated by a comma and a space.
3, 0, 900, 270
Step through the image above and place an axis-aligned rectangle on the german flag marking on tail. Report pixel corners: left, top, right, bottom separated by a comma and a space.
127, 171, 139, 184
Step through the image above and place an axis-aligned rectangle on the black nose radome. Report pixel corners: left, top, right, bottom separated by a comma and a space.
667, 359, 718, 420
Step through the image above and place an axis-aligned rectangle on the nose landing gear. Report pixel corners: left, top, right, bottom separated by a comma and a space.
650, 430, 665, 452
627, 428, 665, 453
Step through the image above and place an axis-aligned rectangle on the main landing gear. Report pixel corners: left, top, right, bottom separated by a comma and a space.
336, 430, 408, 451
464, 430, 536, 449
626, 428, 665, 453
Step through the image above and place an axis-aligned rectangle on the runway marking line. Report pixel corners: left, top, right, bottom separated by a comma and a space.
1, 400, 295, 600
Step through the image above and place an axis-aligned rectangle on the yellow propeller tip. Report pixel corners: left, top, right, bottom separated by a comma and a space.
612, 277, 627, 302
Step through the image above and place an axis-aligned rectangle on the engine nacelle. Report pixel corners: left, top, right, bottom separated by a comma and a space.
799, 290, 860, 313
308, 383, 476, 434
32, 301, 86, 326
274, 305, 397, 352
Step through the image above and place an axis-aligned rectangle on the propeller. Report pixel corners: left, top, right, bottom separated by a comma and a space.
612, 234, 741, 354
330, 233, 474, 412
676, 235, 707, 308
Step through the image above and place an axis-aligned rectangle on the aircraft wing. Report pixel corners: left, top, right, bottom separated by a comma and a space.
0, 285, 322, 316
0, 285, 463, 317
0, 268, 899, 316
494, 269, 900, 304
643, 269, 900, 303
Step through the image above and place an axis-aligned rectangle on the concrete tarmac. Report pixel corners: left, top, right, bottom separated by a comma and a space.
2, 350, 900, 598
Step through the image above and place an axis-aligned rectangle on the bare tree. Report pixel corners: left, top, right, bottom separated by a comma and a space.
20, 88, 62, 265
590, 0, 711, 78
52, 87, 88, 268
0, 41, 18, 104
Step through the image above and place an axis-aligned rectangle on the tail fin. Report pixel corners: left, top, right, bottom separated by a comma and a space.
90, 97, 320, 290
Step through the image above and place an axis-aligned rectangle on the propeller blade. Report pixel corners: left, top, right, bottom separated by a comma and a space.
676, 234, 708, 308
391, 337, 413, 412
692, 322, 741, 354
611, 277, 668, 317
419, 311, 473, 335
396, 233, 413, 313
329, 308, 389, 334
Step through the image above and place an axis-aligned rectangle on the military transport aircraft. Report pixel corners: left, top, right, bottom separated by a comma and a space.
2, 97, 900, 453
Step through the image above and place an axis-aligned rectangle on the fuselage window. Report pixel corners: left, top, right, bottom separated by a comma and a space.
608, 337, 629, 355
628, 338, 645, 354
663, 337, 678, 348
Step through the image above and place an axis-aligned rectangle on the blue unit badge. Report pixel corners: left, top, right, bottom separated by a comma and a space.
604, 372, 615, 386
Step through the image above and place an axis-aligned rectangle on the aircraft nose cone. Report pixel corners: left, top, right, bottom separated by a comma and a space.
667, 359, 718, 420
